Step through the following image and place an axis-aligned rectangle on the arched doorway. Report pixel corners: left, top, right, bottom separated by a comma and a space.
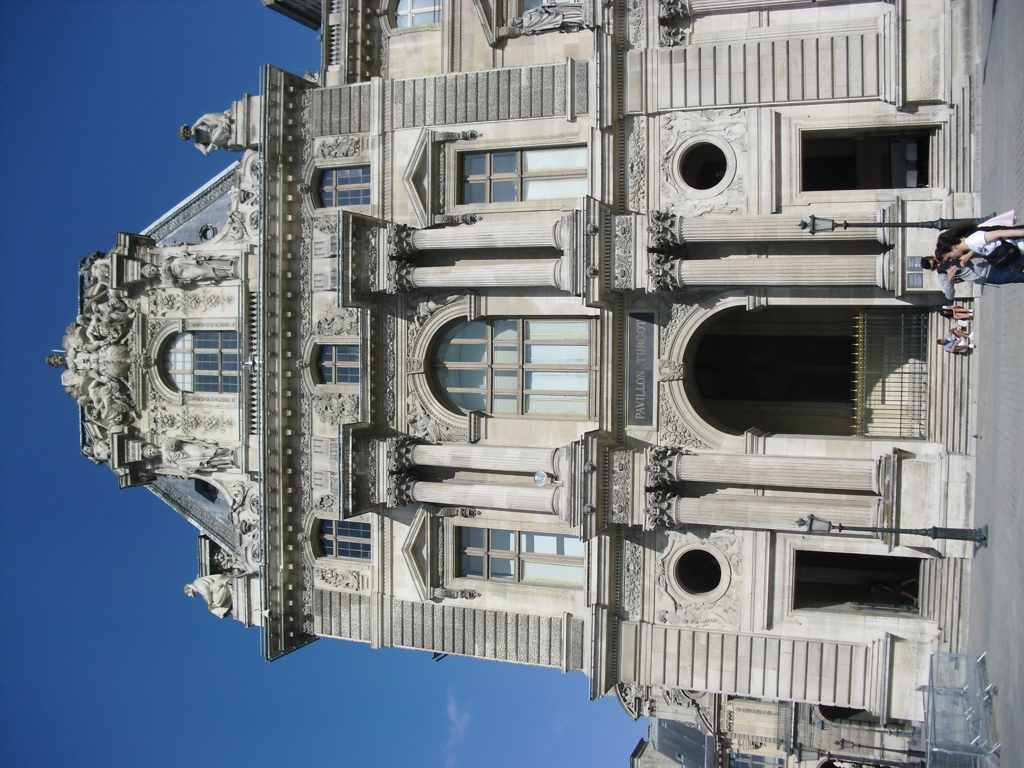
691, 306, 857, 436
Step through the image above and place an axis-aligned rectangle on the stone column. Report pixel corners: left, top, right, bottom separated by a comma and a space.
651, 491, 879, 531
410, 221, 563, 251
409, 480, 563, 515
690, 0, 821, 13
679, 215, 879, 242
409, 444, 562, 475
648, 449, 879, 493
407, 260, 563, 289
675, 255, 882, 287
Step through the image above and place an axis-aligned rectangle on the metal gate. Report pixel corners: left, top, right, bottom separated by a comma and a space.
853, 310, 928, 438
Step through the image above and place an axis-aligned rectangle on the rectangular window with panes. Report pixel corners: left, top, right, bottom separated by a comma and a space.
456, 527, 584, 586
458, 147, 587, 204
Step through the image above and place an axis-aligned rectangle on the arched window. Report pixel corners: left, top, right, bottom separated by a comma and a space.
433, 319, 591, 417
317, 344, 360, 384
395, 0, 440, 27
163, 331, 239, 393
317, 166, 371, 207
318, 520, 371, 559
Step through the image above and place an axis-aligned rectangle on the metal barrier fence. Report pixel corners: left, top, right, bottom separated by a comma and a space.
923, 653, 1000, 767
853, 310, 929, 438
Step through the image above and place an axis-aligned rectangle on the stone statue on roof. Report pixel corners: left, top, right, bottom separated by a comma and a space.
184, 573, 234, 618
179, 111, 235, 155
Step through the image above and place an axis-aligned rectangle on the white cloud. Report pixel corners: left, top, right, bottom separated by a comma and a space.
444, 685, 472, 768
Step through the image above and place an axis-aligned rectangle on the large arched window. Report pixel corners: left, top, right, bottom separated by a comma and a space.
163, 331, 239, 393
318, 520, 371, 559
433, 319, 591, 417
395, 0, 440, 27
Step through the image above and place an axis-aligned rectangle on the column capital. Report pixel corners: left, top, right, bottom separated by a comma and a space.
645, 445, 689, 484
644, 489, 679, 530
386, 222, 417, 259
385, 469, 417, 508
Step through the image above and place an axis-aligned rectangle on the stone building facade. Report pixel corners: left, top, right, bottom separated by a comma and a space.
54, 0, 983, 764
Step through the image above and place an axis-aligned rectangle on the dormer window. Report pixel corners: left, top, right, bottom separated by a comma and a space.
163, 331, 239, 393
395, 0, 440, 27
317, 166, 371, 207
318, 520, 371, 559
317, 344, 360, 384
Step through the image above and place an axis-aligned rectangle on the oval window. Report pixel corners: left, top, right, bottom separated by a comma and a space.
674, 548, 722, 595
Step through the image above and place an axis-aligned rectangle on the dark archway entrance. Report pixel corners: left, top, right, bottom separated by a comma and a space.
692, 307, 856, 436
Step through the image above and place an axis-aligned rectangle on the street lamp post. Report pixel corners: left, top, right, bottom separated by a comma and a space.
796, 514, 988, 547
798, 213, 996, 235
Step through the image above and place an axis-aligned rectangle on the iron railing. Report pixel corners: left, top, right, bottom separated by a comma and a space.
853, 310, 929, 438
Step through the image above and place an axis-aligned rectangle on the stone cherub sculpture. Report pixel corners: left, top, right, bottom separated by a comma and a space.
184, 573, 234, 618
178, 111, 235, 155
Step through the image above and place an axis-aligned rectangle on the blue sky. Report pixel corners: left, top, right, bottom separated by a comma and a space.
0, 2, 647, 766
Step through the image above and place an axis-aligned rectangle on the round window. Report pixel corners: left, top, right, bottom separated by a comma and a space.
674, 548, 722, 595
679, 143, 728, 190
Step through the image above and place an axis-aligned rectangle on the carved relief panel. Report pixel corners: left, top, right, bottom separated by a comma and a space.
655, 529, 743, 631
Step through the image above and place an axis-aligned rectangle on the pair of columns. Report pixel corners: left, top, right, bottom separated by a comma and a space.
390, 441, 569, 516
644, 447, 885, 531
390, 220, 569, 291
647, 212, 886, 291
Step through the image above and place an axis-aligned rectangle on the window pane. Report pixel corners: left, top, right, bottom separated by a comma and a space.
493, 370, 518, 390
524, 178, 588, 200
169, 334, 193, 349
462, 153, 487, 177
438, 369, 486, 390
222, 332, 238, 349
493, 345, 519, 365
460, 527, 485, 549
523, 147, 587, 172
522, 561, 583, 585
490, 558, 516, 579
526, 370, 589, 392
490, 530, 515, 551
492, 152, 518, 174
491, 180, 518, 202
460, 554, 485, 577
526, 344, 589, 365
396, 13, 411, 26
461, 182, 486, 204
525, 321, 589, 339
437, 342, 487, 363
449, 391, 487, 411
525, 394, 588, 414
492, 320, 518, 341
336, 345, 359, 362
492, 394, 517, 413
335, 367, 359, 383
337, 521, 371, 538
222, 353, 238, 371
521, 532, 582, 555
444, 322, 487, 340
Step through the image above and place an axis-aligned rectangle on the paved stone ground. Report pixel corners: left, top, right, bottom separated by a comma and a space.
966, 0, 1024, 764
